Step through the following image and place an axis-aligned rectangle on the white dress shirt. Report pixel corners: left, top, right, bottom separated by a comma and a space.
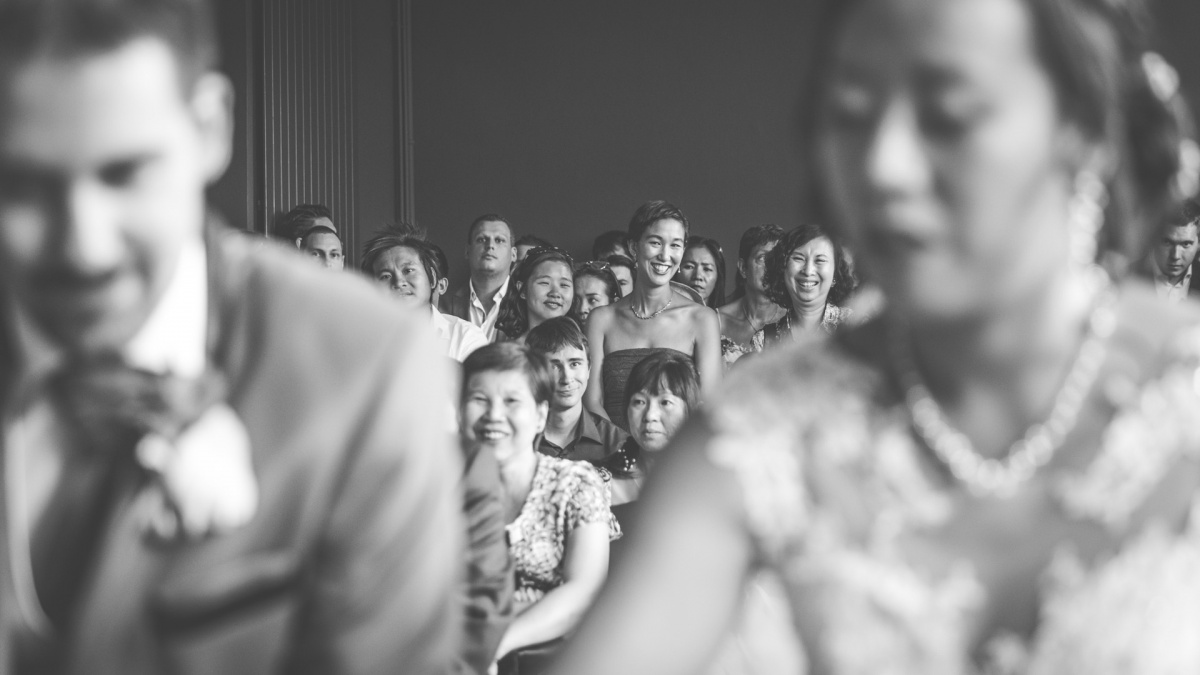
1153, 264, 1194, 304
5, 238, 208, 634
467, 277, 509, 341
431, 306, 489, 362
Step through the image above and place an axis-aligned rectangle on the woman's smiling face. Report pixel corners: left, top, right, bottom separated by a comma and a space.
632, 219, 687, 288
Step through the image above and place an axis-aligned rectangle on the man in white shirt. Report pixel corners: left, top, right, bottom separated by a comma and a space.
1148, 201, 1200, 303
442, 215, 514, 340
362, 227, 488, 362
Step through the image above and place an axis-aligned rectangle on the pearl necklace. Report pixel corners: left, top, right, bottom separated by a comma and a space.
631, 294, 673, 320
892, 279, 1117, 497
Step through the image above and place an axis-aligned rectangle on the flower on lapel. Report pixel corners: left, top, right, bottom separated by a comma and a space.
134, 402, 258, 543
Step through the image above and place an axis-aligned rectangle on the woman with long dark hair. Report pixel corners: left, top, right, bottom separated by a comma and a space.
495, 247, 575, 342
674, 236, 727, 309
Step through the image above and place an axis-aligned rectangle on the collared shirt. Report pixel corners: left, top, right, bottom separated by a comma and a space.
430, 306, 489, 362
468, 276, 509, 341
7, 238, 208, 580
1153, 265, 1194, 304
538, 408, 629, 464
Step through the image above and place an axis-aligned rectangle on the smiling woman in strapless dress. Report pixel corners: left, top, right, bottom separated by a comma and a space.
583, 201, 722, 431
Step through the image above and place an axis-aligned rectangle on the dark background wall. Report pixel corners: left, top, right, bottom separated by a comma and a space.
211, 0, 1200, 286
411, 0, 1200, 290
411, 1, 814, 287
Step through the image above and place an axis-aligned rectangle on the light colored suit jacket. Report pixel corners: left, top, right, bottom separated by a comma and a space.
0, 225, 464, 675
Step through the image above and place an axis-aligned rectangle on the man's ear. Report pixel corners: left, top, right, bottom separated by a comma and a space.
295, 237, 304, 250
436, 277, 449, 296
190, 71, 235, 184
737, 258, 747, 280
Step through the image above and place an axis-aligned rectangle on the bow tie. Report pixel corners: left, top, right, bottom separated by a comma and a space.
49, 357, 228, 452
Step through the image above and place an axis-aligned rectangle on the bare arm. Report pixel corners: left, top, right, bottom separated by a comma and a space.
494, 521, 611, 659
693, 306, 724, 399
548, 418, 755, 675
583, 305, 613, 420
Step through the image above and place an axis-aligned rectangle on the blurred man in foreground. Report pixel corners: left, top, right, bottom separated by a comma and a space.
0, 1, 462, 673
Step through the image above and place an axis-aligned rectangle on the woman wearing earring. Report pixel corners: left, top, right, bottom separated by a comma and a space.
583, 201, 722, 431
759, 224, 856, 347
554, 0, 1200, 673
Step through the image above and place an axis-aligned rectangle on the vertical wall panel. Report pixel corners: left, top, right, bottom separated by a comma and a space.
261, 0, 356, 257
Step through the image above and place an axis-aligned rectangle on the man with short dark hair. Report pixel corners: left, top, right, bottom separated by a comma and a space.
1149, 201, 1200, 303
592, 230, 630, 260
299, 223, 345, 270
513, 234, 552, 268
442, 214, 514, 340
526, 317, 628, 464
0, 2, 461, 674
279, 202, 336, 245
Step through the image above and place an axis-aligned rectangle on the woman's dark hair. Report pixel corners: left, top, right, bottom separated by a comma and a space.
732, 224, 787, 298
627, 200, 690, 245
603, 351, 700, 477
802, 0, 1197, 266
570, 262, 621, 322
494, 247, 575, 340
526, 316, 588, 357
622, 351, 700, 416
360, 223, 441, 287
461, 342, 555, 407
764, 224, 856, 310
677, 236, 727, 308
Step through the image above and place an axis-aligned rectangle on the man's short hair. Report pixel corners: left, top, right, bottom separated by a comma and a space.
301, 225, 341, 247
592, 230, 629, 259
360, 223, 442, 286
515, 234, 552, 250
0, 0, 218, 90
525, 316, 588, 357
281, 203, 335, 241
466, 214, 512, 243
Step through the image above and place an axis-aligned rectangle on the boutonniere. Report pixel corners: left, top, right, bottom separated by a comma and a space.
133, 402, 258, 543
54, 360, 258, 544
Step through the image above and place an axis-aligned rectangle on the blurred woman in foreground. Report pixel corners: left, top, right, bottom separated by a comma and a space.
553, 0, 1200, 672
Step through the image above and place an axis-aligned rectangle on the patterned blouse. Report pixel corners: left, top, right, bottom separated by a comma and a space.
506, 455, 621, 607
705, 300, 1200, 674
761, 304, 851, 349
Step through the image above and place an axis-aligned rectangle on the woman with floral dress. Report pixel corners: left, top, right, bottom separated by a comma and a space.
460, 342, 619, 672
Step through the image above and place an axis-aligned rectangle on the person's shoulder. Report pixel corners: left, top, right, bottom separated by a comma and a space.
588, 301, 619, 328
710, 319, 884, 434
541, 455, 607, 490
1111, 278, 1200, 375
212, 229, 432, 369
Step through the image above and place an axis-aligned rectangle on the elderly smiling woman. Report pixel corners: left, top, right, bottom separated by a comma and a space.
460, 343, 619, 672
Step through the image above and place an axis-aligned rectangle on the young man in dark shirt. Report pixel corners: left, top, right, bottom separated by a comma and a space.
526, 317, 627, 464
